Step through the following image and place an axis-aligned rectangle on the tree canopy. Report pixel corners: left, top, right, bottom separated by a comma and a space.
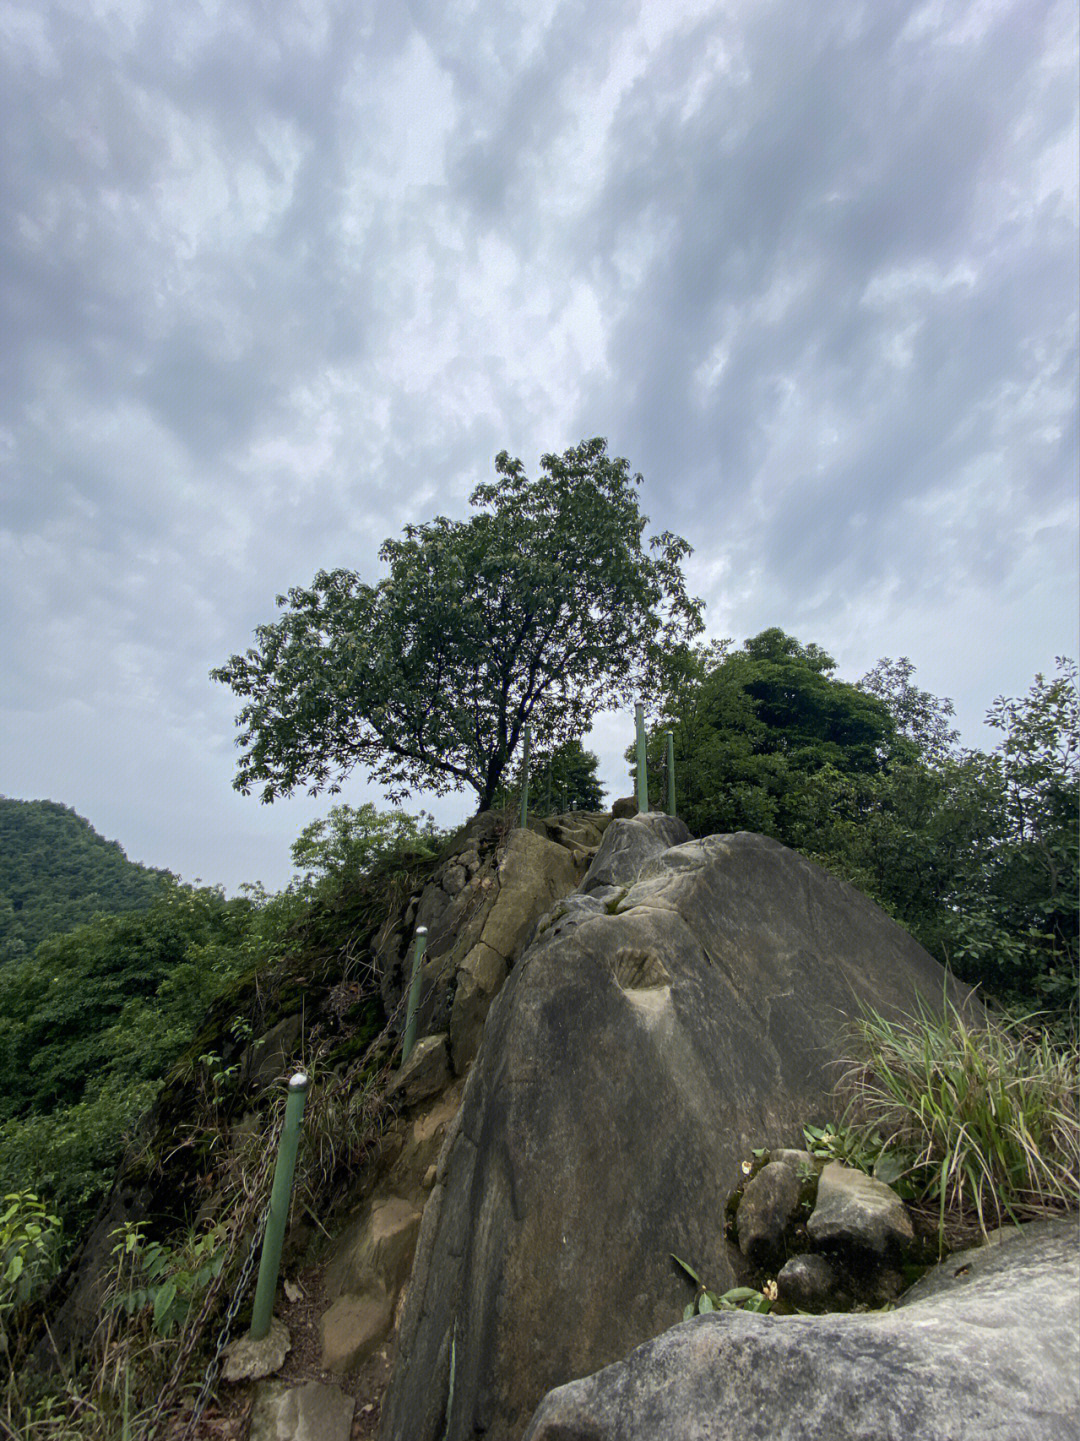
647, 628, 897, 838
213, 440, 701, 811
651, 637, 1078, 1029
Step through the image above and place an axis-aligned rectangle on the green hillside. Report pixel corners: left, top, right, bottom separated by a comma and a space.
0, 797, 170, 961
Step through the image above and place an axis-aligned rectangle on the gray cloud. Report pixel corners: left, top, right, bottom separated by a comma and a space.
1, 0, 1075, 890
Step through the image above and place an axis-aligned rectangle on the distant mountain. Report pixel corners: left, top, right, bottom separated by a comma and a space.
0, 798, 171, 961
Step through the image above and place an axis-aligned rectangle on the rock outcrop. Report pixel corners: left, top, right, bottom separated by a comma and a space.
523, 1218, 1080, 1440
314, 817, 599, 1375
379, 826, 970, 1441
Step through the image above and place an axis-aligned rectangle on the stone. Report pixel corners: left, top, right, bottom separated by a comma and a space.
481, 828, 580, 961
736, 1161, 801, 1267
326, 1195, 424, 1302
771, 1148, 815, 1173
522, 1218, 1080, 1441
243, 1014, 303, 1090
808, 1161, 916, 1256
580, 813, 691, 894
610, 795, 638, 819
249, 1380, 355, 1441
448, 830, 580, 1071
379, 832, 972, 1441
776, 1252, 835, 1312
442, 864, 468, 896
320, 1292, 394, 1372
609, 946, 671, 990
449, 943, 508, 1070
387, 1033, 451, 1108
221, 1317, 290, 1381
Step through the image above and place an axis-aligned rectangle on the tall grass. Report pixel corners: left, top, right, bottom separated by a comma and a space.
837, 996, 1080, 1246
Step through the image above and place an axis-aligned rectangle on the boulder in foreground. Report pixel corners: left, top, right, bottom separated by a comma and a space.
524, 1218, 1080, 1441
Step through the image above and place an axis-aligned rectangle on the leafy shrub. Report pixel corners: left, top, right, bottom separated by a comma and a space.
1, 1192, 62, 1337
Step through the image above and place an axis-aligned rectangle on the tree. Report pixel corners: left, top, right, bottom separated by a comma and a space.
0, 799, 169, 963
652, 629, 896, 837
496, 738, 606, 813
858, 656, 959, 763
213, 440, 701, 811
940, 660, 1078, 1018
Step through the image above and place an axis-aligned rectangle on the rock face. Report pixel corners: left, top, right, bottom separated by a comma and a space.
523, 1218, 1080, 1440
379, 819, 585, 1074
379, 828, 969, 1441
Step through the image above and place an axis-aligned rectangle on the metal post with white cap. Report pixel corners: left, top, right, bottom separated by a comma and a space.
249, 1071, 309, 1340
635, 702, 649, 813
401, 925, 428, 1067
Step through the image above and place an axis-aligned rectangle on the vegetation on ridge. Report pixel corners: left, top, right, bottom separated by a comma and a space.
0, 798, 169, 963
643, 635, 1078, 1028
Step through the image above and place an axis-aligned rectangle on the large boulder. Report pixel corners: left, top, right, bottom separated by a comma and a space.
379, 831, 971, 1441
523, 1218, 1080, 1440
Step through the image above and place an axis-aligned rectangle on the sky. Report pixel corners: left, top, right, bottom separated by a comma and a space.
1, 0, 1077, 894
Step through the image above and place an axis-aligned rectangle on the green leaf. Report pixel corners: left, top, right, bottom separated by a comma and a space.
698, 1292, 715, 1312
671, 1254, 702, 1286
682, 1302, 696, 1321
152, 1279, 177, 1331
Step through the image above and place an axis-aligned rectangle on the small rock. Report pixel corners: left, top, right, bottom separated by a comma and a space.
387, 1033, 451, 1107
771, 1148, 816, 1174
737, 1161, 801, 1266
423, 1164, 437, 1189
777, 1253, 836, 1312
221, 1317, 290, 1381
808, 1161, 916, 1256
442, 864, 468, 896
611, 795, 638, 819
320, 1292, 394, 1372
249, 1380, 355, 1441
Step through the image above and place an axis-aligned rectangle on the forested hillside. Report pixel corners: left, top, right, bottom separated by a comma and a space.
0, 798, 170, 961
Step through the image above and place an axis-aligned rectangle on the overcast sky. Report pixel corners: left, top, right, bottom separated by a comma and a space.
2, 0, 1076, 894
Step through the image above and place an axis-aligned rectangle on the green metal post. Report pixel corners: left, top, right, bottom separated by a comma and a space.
635, 702, 649, 813
249, 1071, 309, 1340
666, 730, 676, 817
518, 724, 531, 829
402, 926, 428, 1067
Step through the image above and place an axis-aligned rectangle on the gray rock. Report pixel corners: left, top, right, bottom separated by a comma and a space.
523, 1218, 1079, 1441
320, 1291, 394, 1372
442, 863, 468, 895
771, 1148, 815, 1173
580, 813, 691, 893
808, 1161, 916, 1256
776, 1252, 835, 1312
221, 1317, 290, 1381
249, 1380, 355, 1441
387, 1033, 451, 1108
610, 795, 638, 819
379, 832, 972, 1441
737, 1161, 801, 1267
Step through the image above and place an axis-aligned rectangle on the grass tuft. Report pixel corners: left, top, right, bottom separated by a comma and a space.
836, 995, 1080, 1247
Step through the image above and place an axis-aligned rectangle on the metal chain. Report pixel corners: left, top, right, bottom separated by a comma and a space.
175, 1190, 271, 1441
140, 1110, 283, 1441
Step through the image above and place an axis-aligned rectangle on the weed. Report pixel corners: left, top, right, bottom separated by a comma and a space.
834, 996, 1080, 1246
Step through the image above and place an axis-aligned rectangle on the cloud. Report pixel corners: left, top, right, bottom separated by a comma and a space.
1, 0, 1075, 890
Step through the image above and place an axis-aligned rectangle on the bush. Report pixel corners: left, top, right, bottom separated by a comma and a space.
836, 997, 1080, 1245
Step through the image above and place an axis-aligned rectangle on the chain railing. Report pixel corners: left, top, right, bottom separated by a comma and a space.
140, 1109, 283, 1441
